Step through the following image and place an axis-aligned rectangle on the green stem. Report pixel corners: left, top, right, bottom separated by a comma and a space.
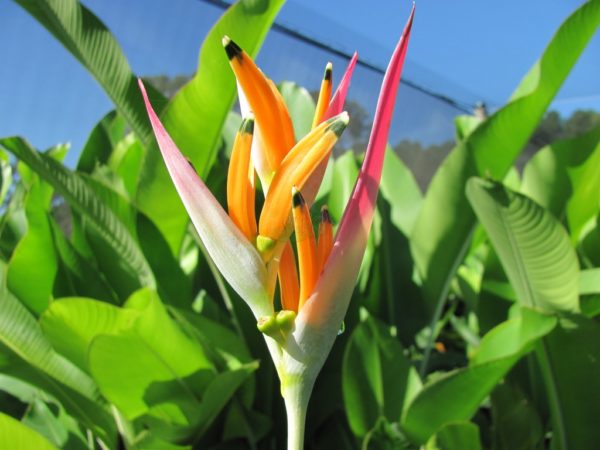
282, 380, 309, 450
535, 339, 567, 449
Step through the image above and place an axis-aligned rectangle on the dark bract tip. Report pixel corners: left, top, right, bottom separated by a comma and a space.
324, 64, 332, 82
321, 206, 331, 223
292, 187, 305, 208
240, 117, 255, 135
223, 36, 242, 60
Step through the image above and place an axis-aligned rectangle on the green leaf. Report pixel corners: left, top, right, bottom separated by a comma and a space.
380, 148, 422, 236
6, 178, 57, 315
14, 0, 167, 147
77, 111, 127, 173
0, 137, 156, 298
136, 0, 285, 252
409, 0, 600, 368
108, 134, 145, 198
535, 314, 600, 450
466, 178, 579, 313
402, 308, 556, 444
426, 422, 483, 450
522, 125, 600, 242
579, 269, 600, 317
40, 298, 139, 372
279, 81, 316, 141
327, 151, 359, 223
490, 382, 543, 450
0, 149, 13, 206
0, 279, 115, 442
579, 268, 600, 295
0, 411, 58, 450
48, 219, 118, 304
342, 312, 421, 438
87, 289, 214, 424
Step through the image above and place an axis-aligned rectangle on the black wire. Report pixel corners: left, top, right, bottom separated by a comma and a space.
200, 0, 476, 114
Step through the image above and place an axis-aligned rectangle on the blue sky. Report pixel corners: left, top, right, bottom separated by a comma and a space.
1, 0, 598, 166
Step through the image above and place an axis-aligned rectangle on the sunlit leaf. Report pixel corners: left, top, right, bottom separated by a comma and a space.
467, 178, 579, 313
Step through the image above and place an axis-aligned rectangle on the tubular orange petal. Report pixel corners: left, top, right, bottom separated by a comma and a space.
301, 53, 358, 205
138, 79, 271, 317
227, 117, 257, 241
298, 5, 415, 333
311, 63, 333, 129
316, 206, 333, 274
223, 36, 294, 172
292, 188, 318, 310
278, 240, 300, 312
258, 113, 349, 248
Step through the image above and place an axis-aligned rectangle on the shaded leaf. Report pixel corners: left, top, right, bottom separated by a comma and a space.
402, 308, 556, 444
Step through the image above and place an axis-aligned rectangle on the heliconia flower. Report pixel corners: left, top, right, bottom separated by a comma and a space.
139, 5, 414, 448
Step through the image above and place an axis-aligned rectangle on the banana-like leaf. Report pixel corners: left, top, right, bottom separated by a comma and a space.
522, 125, 600, 242
77, 111, 127, 173
536, 314, 600, 450
0, 276, 116, 442
279, 81, 316, 141
0, 412, 58, 450
426, 422, 483, 450
0, 137, 156, 296
409, 0, 600, 369
136, 0, 285, 252
466, 178, 579, 313
14, 0, 167, 146
380, 148, 422, 236
342, 312, 422, 438
6, 178, 57, 315
402, 308, 556, 444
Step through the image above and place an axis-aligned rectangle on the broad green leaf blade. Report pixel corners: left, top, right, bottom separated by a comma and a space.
88, 289, 213, 424
0, 278, 115, 443
466, 178, 579, 313
40, 298, 139, 371
137, 0, 285, 252
0, 137, 156, 296
410, 0, 600, 368
0, 279, 99, 401
380, 148, 422, 236
342, 313, 421, 438
279, 81, 316, 141
522, 125, 600, 242
490, 382, 543, 450
7, 179, 57, 315
108, 134, 145, 198
0, 412, 58, 450
427, 422, 483, 450
14, 0, 167, 146
402, 308, 556, 444
77, 111, 127, 173
49, 219, 118, 304
327, 151, 359, 223
535, 314, 600, 450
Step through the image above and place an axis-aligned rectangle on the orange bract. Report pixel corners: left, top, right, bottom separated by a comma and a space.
291, 188, 318, 310
224, 36, 294, 172
227, 117, 257, 241
312, 63, 333, 129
